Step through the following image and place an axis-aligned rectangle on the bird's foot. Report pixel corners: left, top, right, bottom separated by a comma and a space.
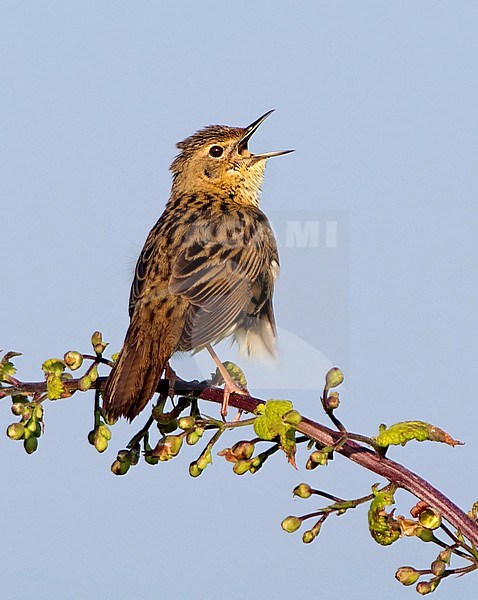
221, 380, 248, 420
205, 344, 248, 418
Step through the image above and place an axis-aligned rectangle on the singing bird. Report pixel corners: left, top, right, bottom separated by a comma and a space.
102, 110, 293, 421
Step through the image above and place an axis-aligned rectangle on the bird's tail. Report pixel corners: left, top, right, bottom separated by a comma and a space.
102, 317, 164, 421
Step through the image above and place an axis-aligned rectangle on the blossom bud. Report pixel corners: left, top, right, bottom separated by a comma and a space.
233, 460, 251, 475
63, 351, 83, 371
178, 416, 195, 430
293, 483, 312, 499
302, 530, 316, 544
111, 459, 130, 476
189, 462, 201, 477
431, 560, 446, 577
230, 440, 255, 460
24, 436, 38, 454
395, 567, 420, 586
153, 435, 183, 460
7, 423, 25, 440
11, 403, 25, 416
282, 410, 302, 426
91, 331, 108, 355
419, 509, 441, 530
281, 516, 301, 533
325, 367, 344, 390
324, 392, 340, 410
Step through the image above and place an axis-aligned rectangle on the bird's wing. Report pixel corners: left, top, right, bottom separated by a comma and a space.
170, 239, 264, 351
128, 219, 164, 317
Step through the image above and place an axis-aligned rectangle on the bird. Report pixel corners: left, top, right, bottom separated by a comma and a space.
102, 110, 293, 421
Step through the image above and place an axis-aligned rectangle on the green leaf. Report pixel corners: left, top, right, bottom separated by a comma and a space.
375, 421, 463, 448
253, 400, 297, 465
45, 374, 66, 400
42, 358, 66, 377
41, 359, 67, 399
368, 485, 400, 546
0, 351, 21, 382
211, 361, 248, 388
0, 360, 16, 382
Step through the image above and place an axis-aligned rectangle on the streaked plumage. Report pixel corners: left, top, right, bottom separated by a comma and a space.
103, 111, 292, 420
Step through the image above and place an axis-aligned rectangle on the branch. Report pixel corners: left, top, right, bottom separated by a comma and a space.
5, 374, 478, 547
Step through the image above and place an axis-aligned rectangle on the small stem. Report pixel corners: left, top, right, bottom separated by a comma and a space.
94, 388, 101, 428
309, 489, 344, 503
440, 522, 477, 558
128, 416, 155, 449
223, 417, 256, 429
346, 431, 380, 449
321, 385, 346, 433
81, 354, 115, 368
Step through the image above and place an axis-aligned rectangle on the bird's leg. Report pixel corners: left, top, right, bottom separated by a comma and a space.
205, 343, 248, 418
164, 363, 178, 401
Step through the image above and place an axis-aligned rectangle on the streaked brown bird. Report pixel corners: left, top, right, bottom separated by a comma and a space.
102, 110, 293, 421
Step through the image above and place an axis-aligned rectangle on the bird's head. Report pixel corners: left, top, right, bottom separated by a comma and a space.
170, 110, 293, 206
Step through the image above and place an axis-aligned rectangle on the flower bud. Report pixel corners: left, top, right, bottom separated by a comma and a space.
24, 436, 38, 454
78, 375, 92, 391
94, 433, 108, 453
89, 364, 98, 383
416, 579, 439, 594
196, 450, 212, 471
26, 419, 38, 434
144, 454, 159, 465
431, 560, 446, 577
7, 423, 25, 440
230, 440, 255, 460
309, 450, 328, 466
186, 431, 200, 445
395, 567, 420, 586
153, 435, 183, 460
98, 424, 111, 441
282, 410, 302, 426
91, 331, 108, 355
416, 526, 434, 542
325, 367, 344, 390
305, 457, 319, 470
189, 462, 201, 477
293, 483, 312, 499
11, 403, 25, 416
302, 529, 316, 544
419, 509, 441, 530
63, 351, 83, 371
438, 549, 451, 564
178, 416, 195, 430
233, 460, 251, 475
116, 449, 130, 463
324, 392, 340, 410
281, 516, 302, 533
33, 404, 43, 420
111, 459, 130, 476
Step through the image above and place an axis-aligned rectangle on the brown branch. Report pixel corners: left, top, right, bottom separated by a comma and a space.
4, 375, 478, 546
199, 389, 478, 547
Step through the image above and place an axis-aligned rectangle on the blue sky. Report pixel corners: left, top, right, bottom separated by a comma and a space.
2, 2, 478, 598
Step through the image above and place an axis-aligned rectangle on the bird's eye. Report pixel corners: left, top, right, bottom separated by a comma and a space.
209, 145, 224, 158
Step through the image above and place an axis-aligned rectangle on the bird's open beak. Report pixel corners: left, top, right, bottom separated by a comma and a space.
237, 110, 294, 160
